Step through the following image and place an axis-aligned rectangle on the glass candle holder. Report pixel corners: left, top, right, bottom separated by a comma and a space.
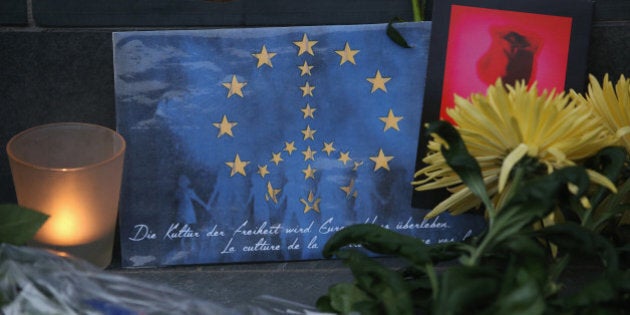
6, 122, 126, 268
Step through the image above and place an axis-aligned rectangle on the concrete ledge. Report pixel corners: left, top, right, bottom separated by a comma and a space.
112, 258, 404, 307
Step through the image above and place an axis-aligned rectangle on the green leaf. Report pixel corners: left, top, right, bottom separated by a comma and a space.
500, 235, 547, 283
485, 271, 545, 315
322, 223, 439, 266
425, 121, 494, 213
582, 146, 628, 228
315, 295, 335, 314
327, 283, 372, 314
534, 222, 619, 271
585, 146, 626, 185
482, 240, 547, 315
399, 266, 436, 309
335, 249, 414, 315
0, 204, 48, 245
591, 176, 630, 231
386, 18, 412, 48
463, 167, 590, 265
493, 167, 590, 237
432, 266, 500, 315
505, 166, 590, 214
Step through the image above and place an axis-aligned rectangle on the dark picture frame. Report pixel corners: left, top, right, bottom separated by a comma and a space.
412, 0, 593, 208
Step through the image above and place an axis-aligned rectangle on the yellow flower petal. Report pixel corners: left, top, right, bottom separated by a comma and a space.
499, 143, 529, 192
617, 126, 630, 138
585, 169, 617, 193
424, 185, 473, 218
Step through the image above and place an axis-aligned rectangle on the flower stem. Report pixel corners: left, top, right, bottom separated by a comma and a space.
464, 228, 493, 266
464, 166, 527, 266
411, 0, 424, 21
425, 262, 439, 299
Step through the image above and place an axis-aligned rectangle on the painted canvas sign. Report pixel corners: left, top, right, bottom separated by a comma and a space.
113, 22, 485, 268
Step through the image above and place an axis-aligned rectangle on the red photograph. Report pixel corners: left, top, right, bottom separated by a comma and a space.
414, 0, 593, 208
440, 5, 572, 121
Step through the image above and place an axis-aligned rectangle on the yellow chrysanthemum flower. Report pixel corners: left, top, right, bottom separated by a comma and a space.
413, 79, 617, 219
572, 74, 630, 153
573, 74, 630, 226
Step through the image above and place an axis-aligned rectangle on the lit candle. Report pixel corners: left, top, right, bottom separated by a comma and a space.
7, 122, 125, 268
34, 182, 117, 246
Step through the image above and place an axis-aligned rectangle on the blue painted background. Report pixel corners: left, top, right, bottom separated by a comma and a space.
114, 22, 485, 267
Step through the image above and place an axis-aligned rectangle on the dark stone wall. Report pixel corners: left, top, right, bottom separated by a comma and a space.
0, 0, 26, 25
1, 0, 629, 203
31, 0, 415, 27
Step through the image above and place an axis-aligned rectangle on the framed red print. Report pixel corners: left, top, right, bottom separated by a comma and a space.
413, 0, 593, 208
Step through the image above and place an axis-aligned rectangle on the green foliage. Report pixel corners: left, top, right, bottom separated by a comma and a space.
386, 18, 413, 48
0, 204, 48, 245
323, 223, 433, 265
317, 121, 630, 315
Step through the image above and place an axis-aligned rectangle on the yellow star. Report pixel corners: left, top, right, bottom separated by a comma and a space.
379, 109, 403, 131
300, 82, 315, 97
367, 70, 391, 93
298, 61, 314, 76
338, 151, 351, 165
252, 45, 277, 68
212, 115, 238, 138
225, 154, 249, 177
353, 161, 364, 171
265, 181, 281, 204
369, 148, 394, 172
322, 142, 336, 156
301, 125, 316, 141
301, 103, 316, 119
222, 75, 247, 98
293, 33, 318, 56
300, 190, 321, 214
271, 152, 283, 165
335, 42, 359, 65
302, 164, 317, 180
257, 165, 269, 178
301, 199, 313, 213
340, 178, 356, 198
302, 146, 317, 161
284, 141, 297, 155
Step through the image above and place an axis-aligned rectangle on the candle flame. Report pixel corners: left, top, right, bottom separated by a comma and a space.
33, 194, 114, 246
